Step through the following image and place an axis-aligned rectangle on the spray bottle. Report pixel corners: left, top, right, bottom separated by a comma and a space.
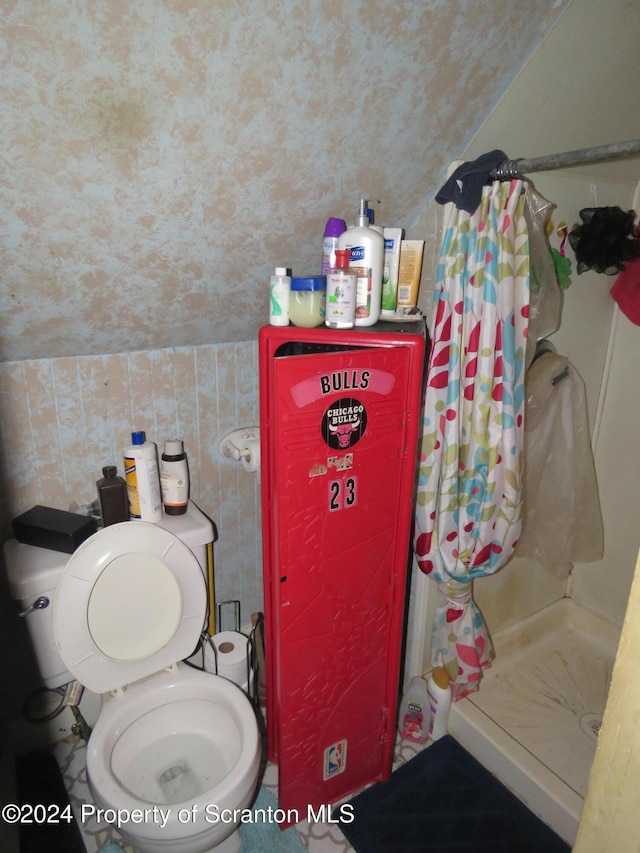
338, 199, 384, 326
321, 217, 347, 275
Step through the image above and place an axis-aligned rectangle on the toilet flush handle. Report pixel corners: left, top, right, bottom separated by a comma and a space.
18, 596, 49, 618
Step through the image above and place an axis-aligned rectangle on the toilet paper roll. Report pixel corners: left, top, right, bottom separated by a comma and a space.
241, 438, 260, 474
204, 631, 249, 690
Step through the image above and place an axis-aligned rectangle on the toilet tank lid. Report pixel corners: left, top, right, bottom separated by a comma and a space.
3, 538, 68, 599
157, 501, 215, 549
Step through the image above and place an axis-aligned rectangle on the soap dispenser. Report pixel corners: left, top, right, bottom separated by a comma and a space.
338, 198, 385, 326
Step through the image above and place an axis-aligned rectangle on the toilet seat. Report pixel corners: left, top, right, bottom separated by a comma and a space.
53, 521, 206, 694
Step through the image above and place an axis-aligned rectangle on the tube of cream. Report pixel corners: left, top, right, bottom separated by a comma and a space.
380, 227, 404, 317
396, 240, 425, 313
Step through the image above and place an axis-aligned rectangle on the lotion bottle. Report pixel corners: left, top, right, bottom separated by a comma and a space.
427, 666, 452, 741
123, 431, 163, 523
380, 227, 404, 316
338, 199, 384, 326
269, 267, 291, 326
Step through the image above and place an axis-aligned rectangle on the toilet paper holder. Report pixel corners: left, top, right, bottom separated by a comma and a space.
215, 599, 241, 633
202, 600, 258, 703
219, 427, 260, 463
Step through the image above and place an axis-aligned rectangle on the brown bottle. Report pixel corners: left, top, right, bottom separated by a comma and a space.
97, 465, 130, 526
160, 440, 189, 515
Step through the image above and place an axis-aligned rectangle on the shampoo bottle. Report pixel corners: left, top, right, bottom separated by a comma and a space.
338, 199, 384, 326
398, 676, 430, 744
160, 439, 189, 515
427, 666, 452, 741
123, 431, 163, 523
269, 267, 291, 326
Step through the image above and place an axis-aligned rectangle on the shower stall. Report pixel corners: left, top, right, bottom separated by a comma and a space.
407, 155, 640, 847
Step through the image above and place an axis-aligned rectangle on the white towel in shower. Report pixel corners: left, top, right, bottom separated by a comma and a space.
516, 349, 604, 571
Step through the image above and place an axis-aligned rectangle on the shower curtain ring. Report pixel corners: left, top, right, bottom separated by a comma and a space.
493, 158, 525, 181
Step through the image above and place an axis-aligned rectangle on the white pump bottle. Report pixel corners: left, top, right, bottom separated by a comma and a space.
338, 199, 385, 326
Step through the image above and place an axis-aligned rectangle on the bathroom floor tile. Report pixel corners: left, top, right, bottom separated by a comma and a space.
52, 731, 423, 852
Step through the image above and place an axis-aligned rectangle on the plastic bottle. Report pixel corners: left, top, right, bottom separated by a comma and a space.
325, 249, 357, 329
123, 431, 163, 523
398, 676, 430, 744
96, 465, 129, 527
338, 198, 385, 326
380, 227, 404, 317
321, 217, 347, 275
160, 439, 189, 515
269, 267, 291, 326
427, 666, 452, 741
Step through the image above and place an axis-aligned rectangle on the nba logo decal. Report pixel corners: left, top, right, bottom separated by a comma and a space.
323, 739, 347, 780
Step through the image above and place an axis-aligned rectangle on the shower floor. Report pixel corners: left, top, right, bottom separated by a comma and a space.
449, 597, 619, 846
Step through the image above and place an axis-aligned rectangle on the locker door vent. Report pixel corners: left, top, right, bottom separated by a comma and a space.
274, 341, 375, 358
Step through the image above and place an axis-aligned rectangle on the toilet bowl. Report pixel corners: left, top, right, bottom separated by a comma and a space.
87, 665, 260, 853
5, 509, 260, 853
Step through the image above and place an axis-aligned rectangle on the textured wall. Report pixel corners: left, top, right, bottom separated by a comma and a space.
0, 340, 263, 617
0, 0, 570, 362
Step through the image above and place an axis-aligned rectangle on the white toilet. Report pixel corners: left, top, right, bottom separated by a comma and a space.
4, 503, 261, 853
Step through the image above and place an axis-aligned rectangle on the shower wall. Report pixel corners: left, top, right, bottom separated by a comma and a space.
411, 170, 640, 679
474, 171, 639, 637
455, 0, 640, 642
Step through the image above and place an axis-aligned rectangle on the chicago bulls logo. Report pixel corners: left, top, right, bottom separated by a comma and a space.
321, 397, 368, 450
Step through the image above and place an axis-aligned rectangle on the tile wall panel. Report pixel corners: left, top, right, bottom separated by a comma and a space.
0, 339, 263, 620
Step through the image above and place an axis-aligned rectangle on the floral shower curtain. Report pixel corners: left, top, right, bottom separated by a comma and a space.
414, 179, 530, 699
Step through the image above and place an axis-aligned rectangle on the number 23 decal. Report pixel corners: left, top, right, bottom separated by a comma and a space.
329, 477, 357, 512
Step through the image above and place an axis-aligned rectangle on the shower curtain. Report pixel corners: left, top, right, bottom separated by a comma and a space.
414, 179, 530, 699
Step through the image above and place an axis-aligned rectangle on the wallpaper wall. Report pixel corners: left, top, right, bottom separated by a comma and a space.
1, 0, 570, 362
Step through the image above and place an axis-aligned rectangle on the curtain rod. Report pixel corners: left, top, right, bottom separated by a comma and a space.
492, 138, 640, 180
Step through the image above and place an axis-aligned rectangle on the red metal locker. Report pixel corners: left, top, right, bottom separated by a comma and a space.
259, 322, 426, 824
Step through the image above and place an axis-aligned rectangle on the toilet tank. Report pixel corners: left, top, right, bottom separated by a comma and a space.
3, 538, 70, 688
3, 501, 215, 689
157, 501, 214, 579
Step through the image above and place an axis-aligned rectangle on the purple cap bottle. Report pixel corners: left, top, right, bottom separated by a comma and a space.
322, 217, 347, 275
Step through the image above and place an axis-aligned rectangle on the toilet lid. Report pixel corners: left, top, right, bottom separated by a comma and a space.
53, 521, 206, 694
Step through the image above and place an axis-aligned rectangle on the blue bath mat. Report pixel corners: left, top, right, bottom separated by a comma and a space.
340, 735, 571, 852
240, 786, 305, 853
